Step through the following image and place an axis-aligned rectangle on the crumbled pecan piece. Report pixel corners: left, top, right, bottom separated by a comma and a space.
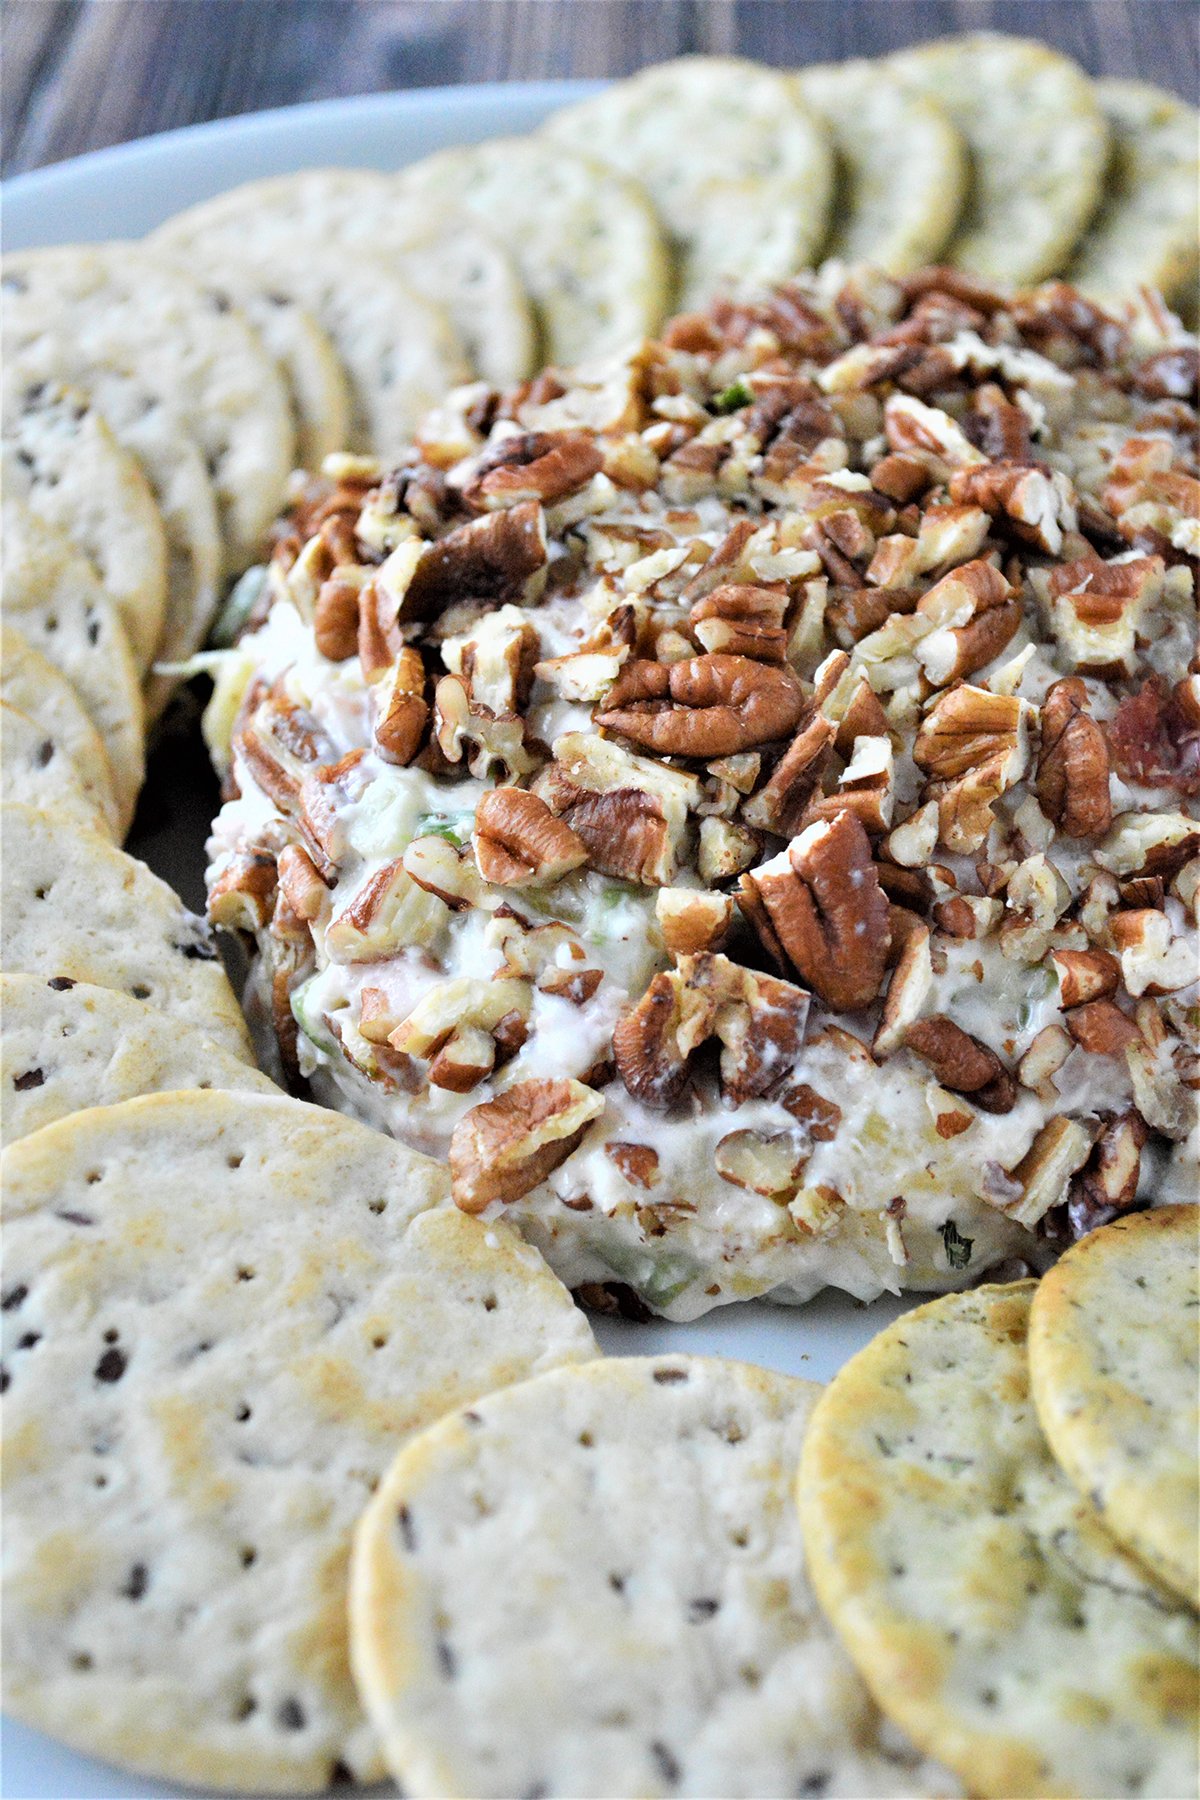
740, 811, 889, 1011
473, 787, 588, 886
949, 459, 1077, 554
373, 645, 429, 766
597, 653, 805, 757
655, 888, 734, 956
276, 842, 328, 922
1004, 1116, 1097, 1227
432, 673, 540, 782
904, 1015, 1016, 1112
714, 1129, 806, 1197
449, 1077, 605, 1211
605, 1141, 660, 1189
873, 923, 932, 1058
1067, 1110, 1150, 1236
207, 850, 277, 932
741, 707, 836, 835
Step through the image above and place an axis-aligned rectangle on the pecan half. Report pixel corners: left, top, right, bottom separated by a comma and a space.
461, 431, 603, 510
473, 787, 588, 885
689, 583, 789, 663
740, 810, 889, 1011
596, 654, 805, 757
449, 1077, 605, 1211
404, 500, 548, 621
1035, 677, 1112, 839
904, 1016, 1016, 1112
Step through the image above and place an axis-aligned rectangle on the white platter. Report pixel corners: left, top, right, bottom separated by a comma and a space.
1, 81, 920, 1800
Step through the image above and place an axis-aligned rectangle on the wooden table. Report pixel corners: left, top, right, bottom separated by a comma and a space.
3, 0, 1196, 178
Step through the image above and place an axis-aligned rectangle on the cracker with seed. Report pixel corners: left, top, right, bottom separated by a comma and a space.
351, 1355, 956, 1799
543, 58, 833, 311
0, 974, 278, 1148
0, 629, 120, 838
0, 804, 252, 1064
0, 704, 116, 841
2, 245, 292, 573
799, 1283, 1200, 1800
2, 348, 223, 713
0, 1089, 594, 1791
793, 61, 967, 275
395, 136, 671, 367
1, 498, 145, 833
202, 275, 351, 471
1068, 79, 1200, 313
1029, 1206, 1200, 1609
1, 380, 167, 675
154, 169, 536, 387
889, 34, 1109, 286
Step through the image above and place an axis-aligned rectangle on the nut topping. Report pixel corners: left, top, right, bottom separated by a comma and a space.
596, 654, 806, 757
449, 1078, 605, 1212
1035, 678, 1112, 839
904, 1016, 1016, 1112
473, 788, 588, 886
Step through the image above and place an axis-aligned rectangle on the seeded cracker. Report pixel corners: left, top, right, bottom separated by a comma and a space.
798, 1284, 1200, 1800
0, 629, 121, 839
1029, 1205, 1200, 1609
0, 704, 116, 841
0, 974, 278, 1149
543, 58, 833, 311
889, 35, 1109, 286
0, 804, 253, 1064
793, 62, 967, 275
2, 245, 292, 573
154, 168, 536, 388
0, 380, 168, 676
351, 1355, 957, 1799
0, 1090, 594, 1791
1068, 79, 1200, 316
394, 136, 671, 365
1, 498, 145, 834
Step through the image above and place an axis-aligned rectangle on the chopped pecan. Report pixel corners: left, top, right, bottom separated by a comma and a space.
740, 810, 890, 1011
1107, 674, 1200, 798
1035, 677, 1112, 839
402, 836, 488, 910
1067, 1110, 1150, 1236
1017, 1023, 1074, 1098
276, 842, 328, 923
714, 1129, 806, 1197
324, 857, 446, 962
688, 584, 789, 663
449, 1077, 604, 1211
655, 888, 734, 956
432, 673, 540, 782
1038, 553, 1164, 677
870, 452, 932, 504
473, 787, 588, 886
799, 734, 895, 836
460, 431, 603, 510
1003, 1116, 1097, 1227
605, 1141, 660, 1189
965, 384, 1034, 462
612, 970, 698, 1107
949, 460, 1077, 554
1050, 947, 1120, 1008
1064, 999, 1142, 1055
596, 653, 805, 757
357, 540, 425, 679
443, 605, 540, 715
487, 914, 601, 1004
207, 850, 277, 932
373, 646, 429, 765
389, 976, 531, 1082
1126, 1037, 1195, 1140
883, 394, 986, 474
535, 733, 700, 886
914, 559, 1020, 688
1109, 909, 1198, 997
1095, 811, 1200, 879
873, 923, 932, 1058
914, 686, 1033, 854
313, 572, 365, 662
403, 500, 548, 622
904, 1016, 1016, 1112
883, 799, 940, 869
697, 815, 759, 883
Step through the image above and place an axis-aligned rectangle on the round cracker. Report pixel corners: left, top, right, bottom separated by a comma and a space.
1, 497, 145, 833
1068, 79, 1200, 312
2, 347, 223, 714
0, 973, 278, 1149
203, 275, 350, 471
351, 1355, 954, 1800
1, 245, 293, 573
0, 628, 120, 838
0, 803, 252, 1064
154, 169, 536, 387
0, 1089, 594, 1792
793, 61, 968, 275
1029, 1206, 1200, 1608
889, 34, 1110, 286
395, 136, 671, 367
798, 1283, 1200, 1800
0, 703, 116, 840
1, 380, 168, 675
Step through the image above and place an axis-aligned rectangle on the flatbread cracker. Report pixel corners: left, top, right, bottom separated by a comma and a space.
1, 380, 167, 674
351, 1355, 955, 1800
2, 245, 292, 573
0, 1089, 593, 1791
543, 58, 833, 310
1030, 1206, 1200, 1608
0, 703, 115, 840
0, 628, 120, 838
394, 136, 671, 366
0, 803, 252, 1064
154, 169, 536, 387
889, 34, 1109, 286
793, 61, 967, 274
1068, 79, 1200, 312
798, 1283, 1200, 1800
0, 974, 277, 1148
1, 497, 145, 833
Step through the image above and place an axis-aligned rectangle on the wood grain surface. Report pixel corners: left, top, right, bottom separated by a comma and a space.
3, 0, 1197, 179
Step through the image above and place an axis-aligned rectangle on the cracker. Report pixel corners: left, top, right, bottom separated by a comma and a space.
1029, 1206, 1200, 1608
798, 1283, 1200, 1800
1068, 79, 1200, 312
1, 245, 292, 573
1, 498, 145, 833
0, 803, 253, 1064
793, 61, 967, 275
889, 34, 1110, 286
154, 169, 536, 387
0, 703, 115, 841
394, 136, 671, 366
1, 380, 167, 675
351, 1355, 955, 1799
0, 628, 120, 839
0, 974, 277, 1149
2, 345, 223, 712
0, 1090, 594, 1791
204, 275, 351, 471
543, 58, 833, 311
